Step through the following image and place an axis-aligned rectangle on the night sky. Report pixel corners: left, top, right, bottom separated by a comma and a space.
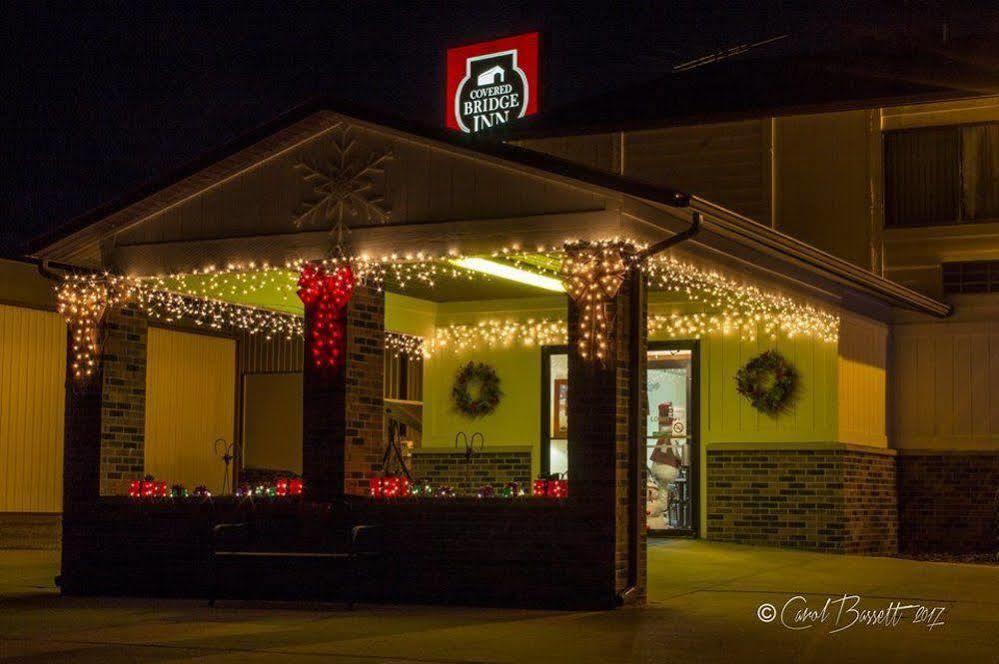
1, 1, 990, 256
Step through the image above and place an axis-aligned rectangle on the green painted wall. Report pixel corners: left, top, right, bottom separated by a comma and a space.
385, 295, 564, 481
649, 294, 841, 536
385, 292, 436, 337
386, 291, 850, 535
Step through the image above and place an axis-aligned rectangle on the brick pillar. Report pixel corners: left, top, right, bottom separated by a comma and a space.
99, 309, 147, 496
566, 274, 647, 606
61, 329, 104, 593
62, 307, 149, 503
63, 340, 104, 514
302, 284, 385, 500
343, 285, 386, 495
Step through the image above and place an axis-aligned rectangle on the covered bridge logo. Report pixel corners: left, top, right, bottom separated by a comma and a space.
446, 32, 539, 133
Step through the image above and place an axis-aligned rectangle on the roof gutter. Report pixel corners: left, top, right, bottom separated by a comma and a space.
688, 198, 952, 318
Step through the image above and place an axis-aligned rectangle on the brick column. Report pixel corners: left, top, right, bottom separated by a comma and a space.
61, 331, 103, 594
99, 309, 147, 496
302, 284, 384, 500
62, 307, 148, 592
62, 308, 148, 502
344, 285, 386, 494
566, 274, 647, 605
63, 342, 104, 514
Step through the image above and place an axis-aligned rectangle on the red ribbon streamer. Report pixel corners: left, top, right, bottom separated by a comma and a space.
297, 264, 356, 371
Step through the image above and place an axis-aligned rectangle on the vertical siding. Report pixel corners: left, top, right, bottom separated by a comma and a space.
242, 373, 302, 474
774, 110, 875, 269
145, 327, 236, 493
624, 120, 770, 223
687, 327, 837, 445
837, 314, 888, 447
239, 332, 302, 373
893, 317, 999, 449
512, 133, 620, 173
0, 304, 65, 512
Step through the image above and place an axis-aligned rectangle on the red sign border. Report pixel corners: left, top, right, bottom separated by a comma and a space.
445, 32, 540, 131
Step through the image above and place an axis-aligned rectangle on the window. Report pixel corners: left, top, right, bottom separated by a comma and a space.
385, 353, 423, 402
942, 260, 999, 294
384, 351, 423, 447
885, 123, 999, 227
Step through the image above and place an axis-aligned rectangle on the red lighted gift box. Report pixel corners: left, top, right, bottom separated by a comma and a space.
369, 475, 410, 498
274, 478, 305, 497
533, 477, 568, 498
129, 480, 167, 498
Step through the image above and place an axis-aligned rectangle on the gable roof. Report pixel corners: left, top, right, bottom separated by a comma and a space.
30, 98, 949, 318
28, 97, 689, 263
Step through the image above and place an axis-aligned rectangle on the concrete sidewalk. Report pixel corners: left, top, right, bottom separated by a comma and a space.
1, 540, 997, 663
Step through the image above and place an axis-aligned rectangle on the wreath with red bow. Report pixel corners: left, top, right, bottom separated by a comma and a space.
735, 350, 797, 415
452, 362, 503, 417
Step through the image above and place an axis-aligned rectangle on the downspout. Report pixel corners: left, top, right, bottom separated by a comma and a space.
35, 259, 64, 282
618, 211, 701, 606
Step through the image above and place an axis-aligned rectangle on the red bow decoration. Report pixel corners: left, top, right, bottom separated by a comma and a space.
297, 263, 356, 371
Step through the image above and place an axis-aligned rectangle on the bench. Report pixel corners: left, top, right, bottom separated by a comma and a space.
209, 521, 383, 609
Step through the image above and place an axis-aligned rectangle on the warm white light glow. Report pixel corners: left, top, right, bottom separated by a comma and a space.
56, 237, 839, 380
450, 258, 566, 292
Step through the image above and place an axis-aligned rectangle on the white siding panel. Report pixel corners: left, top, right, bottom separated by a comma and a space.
145, 328, 235, 493
0, 304, 65, 512
893, 318, 999, 449
624, 120, 770, 222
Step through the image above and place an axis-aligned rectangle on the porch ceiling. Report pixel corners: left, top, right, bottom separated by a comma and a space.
157, 257, 566, 312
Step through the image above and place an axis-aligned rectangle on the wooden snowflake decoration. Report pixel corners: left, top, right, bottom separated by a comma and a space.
293, 126, 392, 234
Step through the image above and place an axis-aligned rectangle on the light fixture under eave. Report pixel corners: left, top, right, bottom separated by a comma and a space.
450, 258, 565, 292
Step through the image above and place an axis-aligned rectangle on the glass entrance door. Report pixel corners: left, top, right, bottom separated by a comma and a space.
646, 342, 698, 535
541, 346, 568, 477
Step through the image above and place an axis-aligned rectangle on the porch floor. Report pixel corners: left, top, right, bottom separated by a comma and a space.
2, 541, 997, 662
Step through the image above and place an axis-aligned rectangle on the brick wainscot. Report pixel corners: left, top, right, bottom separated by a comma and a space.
898, 451, 999, 553
706, 445, 898, 554
410, 447, 532, 495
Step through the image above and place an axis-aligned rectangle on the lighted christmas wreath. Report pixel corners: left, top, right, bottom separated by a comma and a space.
452, 362, 503, 417
735, 350, 797, 415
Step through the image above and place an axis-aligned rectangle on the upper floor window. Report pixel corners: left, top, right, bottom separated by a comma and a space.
885, 123, 999, 228
942, 260, 999, 294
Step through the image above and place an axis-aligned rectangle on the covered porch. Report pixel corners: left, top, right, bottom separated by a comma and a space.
35, 108, 946, 608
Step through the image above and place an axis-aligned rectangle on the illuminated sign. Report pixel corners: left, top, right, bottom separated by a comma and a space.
446, 32, 539, 133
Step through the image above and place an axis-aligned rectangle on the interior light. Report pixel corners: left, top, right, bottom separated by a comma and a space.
450, 258, 565, 292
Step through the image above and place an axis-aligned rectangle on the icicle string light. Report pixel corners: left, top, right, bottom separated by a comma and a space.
426, 319, 566, 356
287, 253, 480, 293
560, 240, 637, 362
384, 332, 425, 360
55, 238, 837, 379
56, 272, 302, 379
56, 273, 132, 379
642, 256, 839, 343
142, 262, 299, 309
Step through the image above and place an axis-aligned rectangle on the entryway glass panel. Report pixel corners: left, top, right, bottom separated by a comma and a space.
541, 346, 568, 477
646, 344, 697, 535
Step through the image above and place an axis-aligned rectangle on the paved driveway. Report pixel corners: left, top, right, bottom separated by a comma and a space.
1, 540, 997, 663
